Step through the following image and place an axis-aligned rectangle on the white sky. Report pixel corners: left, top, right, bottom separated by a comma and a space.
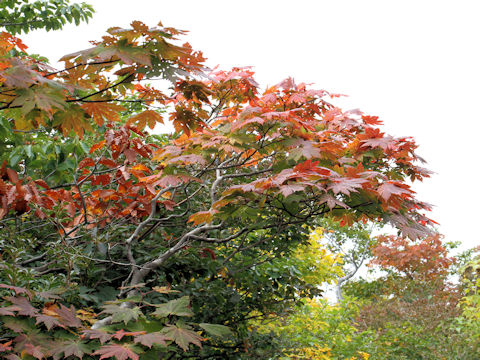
22, 0, 480, 250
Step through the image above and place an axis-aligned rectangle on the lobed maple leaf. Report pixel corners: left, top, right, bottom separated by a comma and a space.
101, 304, 143, 325
127, 110, 163, 130
82, 102, 126, 126
5, 296, 38, 317
278, 184, 306, 197
152, 296, 193, 318
54, 304, 83, 328
377, 181, 412, 201
134, 332, 169, 348
161, 324, 202, 351
0, 284, 32, 299
81, 329, 113, 344
35, 314, 62, 330
23, 343, 44, 360
93, 344, 139, 360
329, 177, 367, 196
51, 339, 93, 360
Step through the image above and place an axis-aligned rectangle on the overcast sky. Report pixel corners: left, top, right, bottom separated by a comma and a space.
23, 0, 480, 250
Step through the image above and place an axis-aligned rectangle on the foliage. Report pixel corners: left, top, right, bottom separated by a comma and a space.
254, 296, 372, 360
318, 218, 377, 301
456, 254, 480, 340
0, 2, 449, 358
370, 233, 454, 281
0, 283, 234, 359
0, 0, 94, 34
348, 235, 480, 359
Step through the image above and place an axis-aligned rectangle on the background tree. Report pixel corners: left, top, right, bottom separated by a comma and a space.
318, 218, 377, 302
0, 0, 94, 34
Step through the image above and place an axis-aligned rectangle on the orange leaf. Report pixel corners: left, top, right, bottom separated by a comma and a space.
188, 210, 217, 226
127, 110, 163, 130
89, 141, 106, 154
82, 102, 126, 126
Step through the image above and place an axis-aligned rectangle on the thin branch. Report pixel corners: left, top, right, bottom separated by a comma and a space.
189, 227, 250, 244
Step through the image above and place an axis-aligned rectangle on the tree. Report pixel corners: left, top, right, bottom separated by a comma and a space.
0, 9, 437, 358
318, 218, 378, 302
348, 234, 480, 359
0, 0, 94, 34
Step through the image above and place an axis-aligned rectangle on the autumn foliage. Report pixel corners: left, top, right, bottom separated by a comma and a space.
0, 7, 455, 359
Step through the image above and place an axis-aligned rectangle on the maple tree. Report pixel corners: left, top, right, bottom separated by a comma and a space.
0, 1, 449, 357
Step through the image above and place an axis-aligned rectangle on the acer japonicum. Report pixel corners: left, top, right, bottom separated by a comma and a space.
0, 17, 437, 359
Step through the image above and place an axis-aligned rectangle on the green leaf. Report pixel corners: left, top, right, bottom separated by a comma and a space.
101, 304, 143, 325
199, 323, 233, 338
151, 296, 193, 318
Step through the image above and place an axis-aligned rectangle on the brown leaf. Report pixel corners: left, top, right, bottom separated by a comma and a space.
134, 332, 169, 348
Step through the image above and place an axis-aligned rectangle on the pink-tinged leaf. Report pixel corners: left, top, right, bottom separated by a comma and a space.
277, 77, 296, 90
361, 135, 395, 150
231, 116, 265, 130
0, 284, 32, 299
35, 314, 62, 330
338, 157, 356, 165
287, 92, 306, 104
378, 181, 411, 201
24, 343, 44, 360
124, 149, 137, 163
93, 344, 139, 360
5, 354, 21, 360
0, 305, 21, 316
134, 332, 169, 348
168, 154, 206, 166
278, 184, 305, 197
161, 199, 176, 211
81, 329, 113, 344
289, 139, 322, 160
112, 330, 145, 341
329, 178, 366, 195
261, 93, 277, 105
6, 296, 38, 316
319, 194, 349, 210
239, 106, 261, 119
54, 304, 82, 327
0, 341, 12, 352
